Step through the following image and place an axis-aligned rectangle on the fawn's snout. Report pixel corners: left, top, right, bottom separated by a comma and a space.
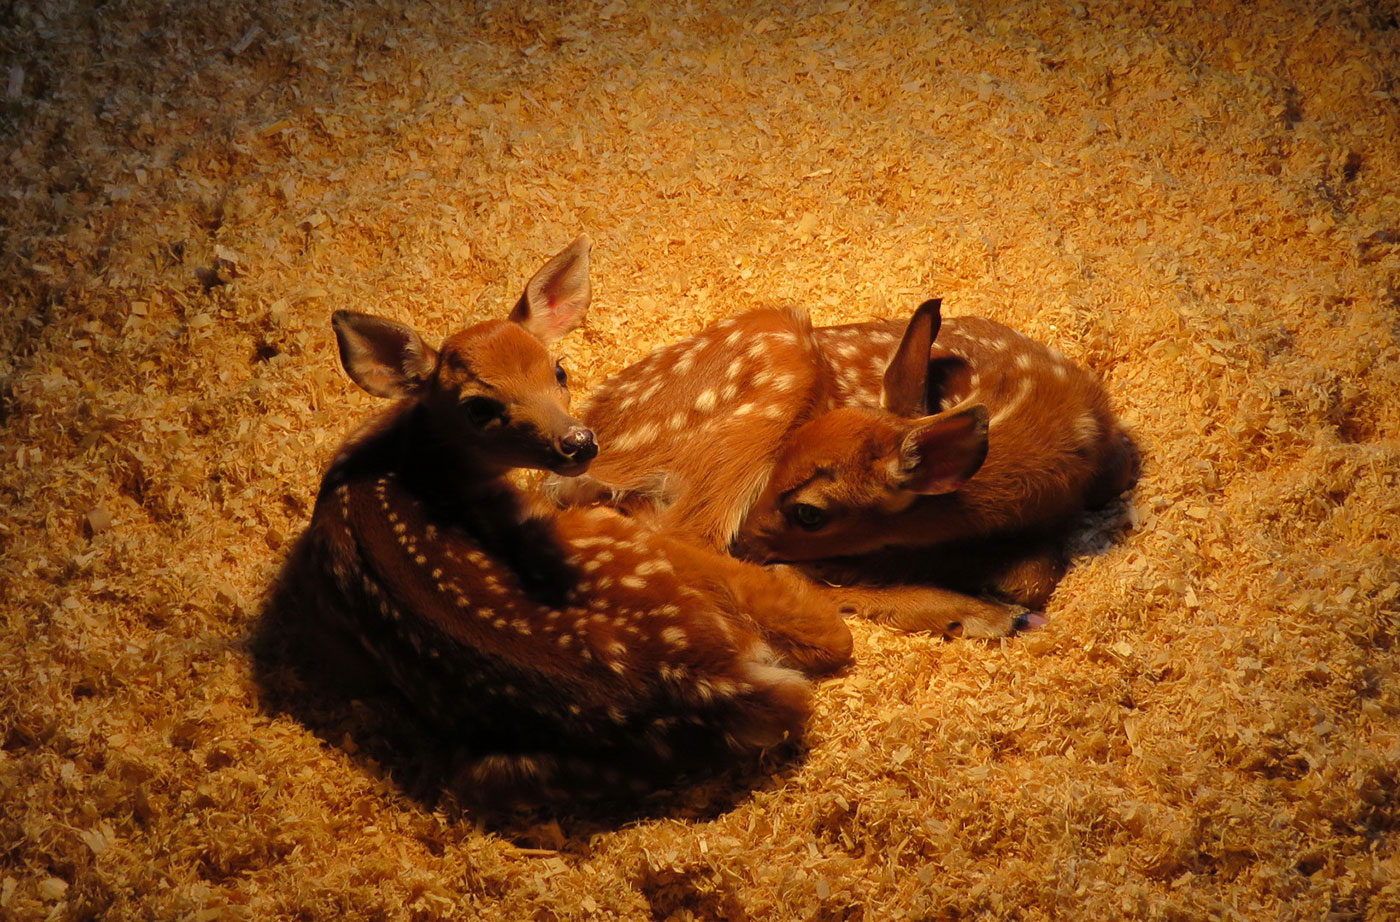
555, 426, 598, 470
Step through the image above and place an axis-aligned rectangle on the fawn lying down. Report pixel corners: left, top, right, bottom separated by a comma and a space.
550, 298, 1136, 637
304, 237, 851, 805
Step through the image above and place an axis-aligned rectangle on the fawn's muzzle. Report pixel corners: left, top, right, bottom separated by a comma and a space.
557, 427, 598, 467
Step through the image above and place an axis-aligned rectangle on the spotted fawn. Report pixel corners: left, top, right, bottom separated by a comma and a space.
305, 237, 852, 805
549, 298, 1135, 637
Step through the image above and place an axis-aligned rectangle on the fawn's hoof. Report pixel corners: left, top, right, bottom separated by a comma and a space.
1012, 611, 1048, 633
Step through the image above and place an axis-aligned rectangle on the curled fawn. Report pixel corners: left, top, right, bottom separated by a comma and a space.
305, 237, 852, 805
550, 298, 1135, 637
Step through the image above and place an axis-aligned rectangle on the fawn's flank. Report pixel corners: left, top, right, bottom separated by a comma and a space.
549, 298, 1136, 637
304, 237, 851, 804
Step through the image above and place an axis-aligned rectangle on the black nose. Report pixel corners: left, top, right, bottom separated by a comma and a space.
559, 427, 597, 462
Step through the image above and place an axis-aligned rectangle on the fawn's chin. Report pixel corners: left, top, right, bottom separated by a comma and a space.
548, 457, 594, 478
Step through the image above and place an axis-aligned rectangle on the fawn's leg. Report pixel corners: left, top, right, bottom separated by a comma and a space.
819, 582, 1036, 638
792, 539, 1057, 637
985, 543, 1067, 611
1085, 428, 1141, 509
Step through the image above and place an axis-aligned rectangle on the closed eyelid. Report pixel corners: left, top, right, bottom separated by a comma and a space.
779, 467, 834, 500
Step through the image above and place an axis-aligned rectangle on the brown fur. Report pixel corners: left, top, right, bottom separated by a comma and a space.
304, 239, 852, 807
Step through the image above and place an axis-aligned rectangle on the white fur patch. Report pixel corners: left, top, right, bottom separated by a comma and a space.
1074, 411, 1101, 446
990, 377, 1035, 427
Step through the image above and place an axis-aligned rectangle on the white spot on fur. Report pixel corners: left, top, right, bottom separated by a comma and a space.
711, 678, 739, 698
990, 378, 1035, 427
1074, 411, 1101, 446
611, 422, 661, 452
695, 389, 718, 413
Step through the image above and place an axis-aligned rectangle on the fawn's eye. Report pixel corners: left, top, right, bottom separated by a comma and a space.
789, 502, 829, 531
554, 362, 568, 386
462, 396, 505, 427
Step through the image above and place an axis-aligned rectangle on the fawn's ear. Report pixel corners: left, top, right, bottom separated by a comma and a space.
892, 404, 989, 494
332, 310, 438, 399
510, 235, 592, 345
881, 298, 942, 417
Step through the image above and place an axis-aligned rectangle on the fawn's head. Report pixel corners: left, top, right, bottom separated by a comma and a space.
331, 236, 598, 476
734, 299, 989, 561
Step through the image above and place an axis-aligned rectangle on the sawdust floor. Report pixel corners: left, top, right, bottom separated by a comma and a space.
2, 1, 1399, 919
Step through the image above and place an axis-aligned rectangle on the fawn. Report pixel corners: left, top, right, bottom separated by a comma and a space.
548, 298, 1135, 637
304, 237, 852, 805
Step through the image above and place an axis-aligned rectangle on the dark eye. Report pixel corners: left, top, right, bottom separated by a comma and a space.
554, 362, 568, 386
789, 503, 828, 531
462, 396, 505, 427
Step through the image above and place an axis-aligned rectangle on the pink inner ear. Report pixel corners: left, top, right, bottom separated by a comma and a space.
532, 291, 586, 342
512, 236, 592, 344
332, 311, 436, 399
900, 407, 989, 495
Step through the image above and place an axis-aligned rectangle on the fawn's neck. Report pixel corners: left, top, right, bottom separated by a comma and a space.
324, 403, 575, 607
